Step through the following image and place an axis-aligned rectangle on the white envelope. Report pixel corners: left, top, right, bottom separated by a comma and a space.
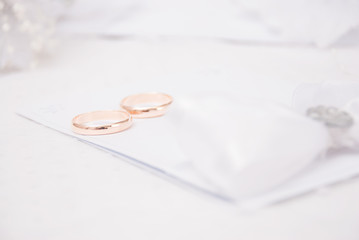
17, 84, 359, 209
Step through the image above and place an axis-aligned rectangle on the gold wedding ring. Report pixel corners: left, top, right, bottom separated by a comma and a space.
72, 92, 172, 135
72, 110, 132, 135
120, 92, 173, 118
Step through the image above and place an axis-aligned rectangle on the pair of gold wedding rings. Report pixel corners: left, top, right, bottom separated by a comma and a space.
71, 92, 173, 135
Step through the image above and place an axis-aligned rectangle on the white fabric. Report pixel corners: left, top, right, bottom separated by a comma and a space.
235, 0, 359, 47
171, 95, 329, 199
58, 0, 359, 46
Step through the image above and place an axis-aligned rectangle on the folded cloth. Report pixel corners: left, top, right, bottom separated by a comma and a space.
235, 0, 359, 46
171, 82, 359, 200
170, 95, 329, 199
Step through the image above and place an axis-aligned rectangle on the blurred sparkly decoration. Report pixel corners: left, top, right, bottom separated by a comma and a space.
307, 106, 354, 129
0, 0, 70, 71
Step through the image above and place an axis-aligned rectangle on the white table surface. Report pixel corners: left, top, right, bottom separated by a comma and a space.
1, 37, 359, 240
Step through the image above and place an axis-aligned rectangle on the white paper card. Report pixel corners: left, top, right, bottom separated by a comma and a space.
18, 90, 359, 209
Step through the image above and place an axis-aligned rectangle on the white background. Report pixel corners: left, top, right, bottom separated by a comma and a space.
1, 37, 359, 239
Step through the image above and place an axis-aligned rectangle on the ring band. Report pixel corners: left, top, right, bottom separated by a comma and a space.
120, 92, 173, 118
72, 110, 132, 135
